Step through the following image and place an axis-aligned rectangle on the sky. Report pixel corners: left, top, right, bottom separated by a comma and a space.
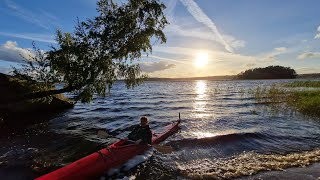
0, 0, 320, 78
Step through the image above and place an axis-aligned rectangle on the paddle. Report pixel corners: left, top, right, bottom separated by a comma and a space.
97, 130, 175, 154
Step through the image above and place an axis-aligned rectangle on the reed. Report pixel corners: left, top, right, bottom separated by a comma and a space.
288, 90, 320, 116
251, 84, 285, 104
284, 81, 320, 88
251, 82, 320, 117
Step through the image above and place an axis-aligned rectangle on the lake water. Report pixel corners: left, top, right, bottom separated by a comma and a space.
36, 80, 320, 179
0, 80, 320, 179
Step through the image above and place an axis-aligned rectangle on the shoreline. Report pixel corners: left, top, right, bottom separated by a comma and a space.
239, 163, 320, 180
0, 123, 112, 180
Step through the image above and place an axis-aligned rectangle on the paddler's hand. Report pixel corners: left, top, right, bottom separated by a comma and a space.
135, 139, 142, 144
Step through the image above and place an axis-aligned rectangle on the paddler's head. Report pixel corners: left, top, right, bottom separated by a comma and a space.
140, 116, 149, 126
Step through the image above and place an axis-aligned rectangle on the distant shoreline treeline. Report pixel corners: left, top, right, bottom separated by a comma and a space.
145, 75, 235, 81
145, 67, 320, 81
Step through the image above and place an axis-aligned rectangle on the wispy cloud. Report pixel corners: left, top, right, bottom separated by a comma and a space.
5, 0, 59, 30
179, 0, 234, 53
165, 23, 245, 50
245, 63, 256, 67
140, 61, 176, 73
166, 23, 216, 40
274, 47, 287, 52
258, 47, 288, 62
223, 34, 246, 49
0, 41, 35, 63
153, 46, 255, 64
166, 0, 178, 18
315, 25, 320, 39
297, 52, 320, 59
143, 54, 188, 64
0, 32, 56, 43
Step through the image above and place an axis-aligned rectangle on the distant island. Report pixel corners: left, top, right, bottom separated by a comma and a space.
237, 66, 297, 80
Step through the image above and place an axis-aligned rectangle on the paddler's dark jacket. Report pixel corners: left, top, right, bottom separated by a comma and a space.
128, 125, 152, 144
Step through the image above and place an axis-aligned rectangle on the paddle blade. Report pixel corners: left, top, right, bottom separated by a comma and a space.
97, 130, 110, 138
153, 144, 175, 154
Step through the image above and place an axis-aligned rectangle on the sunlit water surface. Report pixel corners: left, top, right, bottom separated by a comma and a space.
49, 80, 320, 179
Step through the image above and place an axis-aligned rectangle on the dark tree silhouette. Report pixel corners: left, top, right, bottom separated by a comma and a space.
12, 0, 168, 103
237, 66, 297, 79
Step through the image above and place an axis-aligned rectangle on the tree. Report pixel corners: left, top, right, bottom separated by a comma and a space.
12, 0, 168, 103
237, 66, 297, 79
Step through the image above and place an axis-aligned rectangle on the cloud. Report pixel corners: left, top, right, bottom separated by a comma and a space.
0, 41, 34, 63
179, 0, 234, 53
223, 35, 246, 49
297, 52, 320, 59
166, 0, 178, 17
0, 32, 56, 43
315, 25, 320, 39
144, 55, 186, 64
153, 46, 255, 63
5, 0, 59, 30
0, 66, 12, 74
245, 63, 256, 67
140, 61, 176, 73
166, 23, 217, 41
258, 47, 288, 62
165, 23, 245, 50
274, 47, 287, 52
296, 67, 320, 74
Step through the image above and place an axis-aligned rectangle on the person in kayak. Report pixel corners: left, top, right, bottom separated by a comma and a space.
128, 116, 152, 144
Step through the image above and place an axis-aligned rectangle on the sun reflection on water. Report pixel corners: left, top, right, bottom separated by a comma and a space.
192, 128, 261, 139
193, 131, 217, 138
195, 80, 206, 98
193, 80, 208, 118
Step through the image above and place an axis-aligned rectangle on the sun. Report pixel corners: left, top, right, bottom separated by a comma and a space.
194, 52, 209, 68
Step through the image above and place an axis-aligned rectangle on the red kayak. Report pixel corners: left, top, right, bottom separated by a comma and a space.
36, 120, 180, 180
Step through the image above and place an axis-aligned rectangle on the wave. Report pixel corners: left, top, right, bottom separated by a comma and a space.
91, 107, 111, 112
177, 148, 320, 179
168, 130, 320, 155
167, 132, 268, 148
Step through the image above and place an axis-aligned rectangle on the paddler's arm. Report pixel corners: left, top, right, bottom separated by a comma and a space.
146, 127, 152, 144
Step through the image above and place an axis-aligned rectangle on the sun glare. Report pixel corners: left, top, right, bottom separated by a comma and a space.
194, 52, 209, 68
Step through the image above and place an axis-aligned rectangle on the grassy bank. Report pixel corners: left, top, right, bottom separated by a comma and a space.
252, 81, 320, 117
